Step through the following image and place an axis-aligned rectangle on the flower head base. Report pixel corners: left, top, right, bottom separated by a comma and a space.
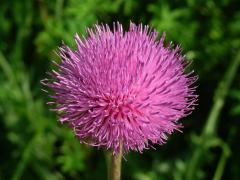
42, 22, 198, 154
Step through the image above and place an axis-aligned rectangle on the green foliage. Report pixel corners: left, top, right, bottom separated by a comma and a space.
0, 0, 240, 180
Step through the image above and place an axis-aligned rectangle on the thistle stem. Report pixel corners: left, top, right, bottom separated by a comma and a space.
108, 144, 123, 180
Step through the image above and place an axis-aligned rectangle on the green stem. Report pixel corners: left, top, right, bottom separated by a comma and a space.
186, 51, 240, 180
108, 144, 123, 180
212, 148, 230, 180
203, 52, 240, 136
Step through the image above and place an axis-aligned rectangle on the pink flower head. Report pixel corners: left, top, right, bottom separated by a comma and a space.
42, 22, 198, 154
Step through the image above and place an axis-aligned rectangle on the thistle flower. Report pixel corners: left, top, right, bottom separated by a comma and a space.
42, 22, 198, 154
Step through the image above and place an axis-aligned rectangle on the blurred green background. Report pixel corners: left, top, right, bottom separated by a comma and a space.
0, 0, 240, 180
